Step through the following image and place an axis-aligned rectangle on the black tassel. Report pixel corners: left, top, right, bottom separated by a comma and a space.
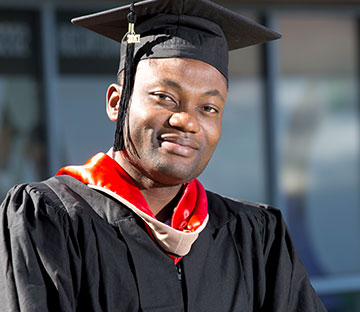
113, 3, 138, 151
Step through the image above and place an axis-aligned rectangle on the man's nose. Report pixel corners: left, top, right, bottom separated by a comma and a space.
168, 111, 200, 133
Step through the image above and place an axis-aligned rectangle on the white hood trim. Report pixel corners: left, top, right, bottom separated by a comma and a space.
89, 184, 208, 256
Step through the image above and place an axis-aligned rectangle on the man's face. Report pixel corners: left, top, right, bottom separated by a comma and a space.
120, 57, 227, 186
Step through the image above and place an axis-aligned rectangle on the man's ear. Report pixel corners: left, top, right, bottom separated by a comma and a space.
106, 83, 122, 122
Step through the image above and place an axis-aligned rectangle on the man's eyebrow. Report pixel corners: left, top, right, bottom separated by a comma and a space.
204, 89, 225, 102
162, 79, 225, 102
162, 79, 182, 89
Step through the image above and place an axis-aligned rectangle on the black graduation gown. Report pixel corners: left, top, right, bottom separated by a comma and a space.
0, 175, 326, 312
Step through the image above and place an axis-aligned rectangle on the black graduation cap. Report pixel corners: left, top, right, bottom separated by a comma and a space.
72, 0, 281, 151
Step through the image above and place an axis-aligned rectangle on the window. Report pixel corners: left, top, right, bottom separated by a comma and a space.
277, 13, 360, 310
0, 10, 47, 200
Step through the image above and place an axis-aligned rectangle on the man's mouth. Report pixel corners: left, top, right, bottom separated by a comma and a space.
158, 134, 199, 157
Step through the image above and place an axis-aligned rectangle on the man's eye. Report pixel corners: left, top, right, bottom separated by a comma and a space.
151, 92, 173, 102
157, 94, 172, 101
151, 92, 179, 106
203, 106, 218, 114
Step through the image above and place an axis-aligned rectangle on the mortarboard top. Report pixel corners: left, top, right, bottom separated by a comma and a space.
72, 0, 281, 80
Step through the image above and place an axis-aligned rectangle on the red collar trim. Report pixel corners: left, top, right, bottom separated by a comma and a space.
56, 153, 208, 233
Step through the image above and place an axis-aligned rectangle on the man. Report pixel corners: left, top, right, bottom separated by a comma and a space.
0, 0, 326, 311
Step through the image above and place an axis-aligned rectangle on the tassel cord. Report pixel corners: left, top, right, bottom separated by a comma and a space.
114, 3, 137, 151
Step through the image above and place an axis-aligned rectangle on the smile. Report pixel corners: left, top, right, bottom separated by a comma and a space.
159, 134, 199, 157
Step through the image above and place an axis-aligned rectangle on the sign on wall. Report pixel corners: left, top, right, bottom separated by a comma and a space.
57, 11, 119, 75
0, 10, 41, 75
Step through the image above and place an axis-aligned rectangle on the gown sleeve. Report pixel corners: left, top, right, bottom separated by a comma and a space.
0, 183, 80, 312
260, 207, 327, 311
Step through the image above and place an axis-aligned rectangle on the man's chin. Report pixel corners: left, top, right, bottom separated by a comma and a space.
149, 164, 202, 186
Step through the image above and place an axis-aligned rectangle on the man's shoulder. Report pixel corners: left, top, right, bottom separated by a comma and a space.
1, 175, 99, 221
206, 189, 271, 211
205, 190, 282, 230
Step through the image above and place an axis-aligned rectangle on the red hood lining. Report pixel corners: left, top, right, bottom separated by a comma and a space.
57, 153, 208, 234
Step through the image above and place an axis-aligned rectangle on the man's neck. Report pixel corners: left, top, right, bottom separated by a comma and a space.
113, 151, 184, 219
141, 186, 183, 221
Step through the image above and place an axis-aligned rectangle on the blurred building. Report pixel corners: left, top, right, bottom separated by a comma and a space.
0, 0, 359, 311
